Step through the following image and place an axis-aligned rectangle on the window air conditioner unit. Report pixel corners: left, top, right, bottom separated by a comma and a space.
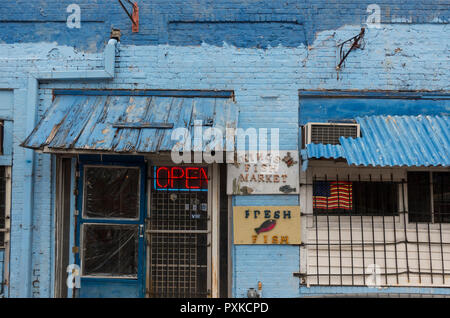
303, 122, 360, 146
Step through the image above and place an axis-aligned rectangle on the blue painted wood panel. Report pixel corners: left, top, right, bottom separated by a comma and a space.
299, 97, 450, 125
79, 279, 141, 298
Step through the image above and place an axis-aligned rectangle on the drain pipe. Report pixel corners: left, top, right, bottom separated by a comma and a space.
21, 38, 117, 297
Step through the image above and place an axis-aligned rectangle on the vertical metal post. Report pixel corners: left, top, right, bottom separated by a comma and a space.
391, 173, 399, 285
401, 179, 410, 282
415, 176, 422, 284
348, 174, 354, 286
211, 163, 220, 298
325, 174, 331, 285
165, 177, 170, 296
359, 174, 366, 286
206, 165, 213, 297
380, 174, 387, 286
369, 175, 376, 277
427, 171, 434, 285
313, 175, 319, 285
436, 173, 445, 284
336, 175, 343, 286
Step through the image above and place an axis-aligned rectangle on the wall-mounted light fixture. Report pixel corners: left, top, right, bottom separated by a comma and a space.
110, 28, 121, 41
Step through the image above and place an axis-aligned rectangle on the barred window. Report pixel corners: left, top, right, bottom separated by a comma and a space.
408, 171, 450, 223
313, 180, 398, 216
305, 171, 450, 288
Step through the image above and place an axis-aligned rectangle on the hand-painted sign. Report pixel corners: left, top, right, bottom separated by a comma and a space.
227, 151, 299, 195
233, 206, 301, 245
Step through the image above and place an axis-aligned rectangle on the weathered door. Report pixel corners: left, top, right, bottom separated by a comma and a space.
75, 162, 146, 298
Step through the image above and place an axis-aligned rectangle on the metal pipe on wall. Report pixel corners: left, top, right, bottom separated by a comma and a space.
21, 38, 118, 297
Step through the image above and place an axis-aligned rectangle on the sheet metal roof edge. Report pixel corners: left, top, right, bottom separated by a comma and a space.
53, 89, 235, 98
305, 115, 450, 168
21, 94, 239, 154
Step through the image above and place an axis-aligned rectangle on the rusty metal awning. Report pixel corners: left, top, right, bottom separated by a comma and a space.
21, 91, 238, 154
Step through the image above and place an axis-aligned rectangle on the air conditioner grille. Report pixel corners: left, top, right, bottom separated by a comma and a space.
310, 124, 358, 145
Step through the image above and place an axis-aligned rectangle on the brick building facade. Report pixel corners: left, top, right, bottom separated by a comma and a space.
0, 0, 448, 297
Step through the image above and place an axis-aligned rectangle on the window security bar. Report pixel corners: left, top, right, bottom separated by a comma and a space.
299, 172, 450, 287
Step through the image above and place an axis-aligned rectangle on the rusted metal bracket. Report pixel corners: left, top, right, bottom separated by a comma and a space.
118, 0, 139, 32
336, 27, 365, 73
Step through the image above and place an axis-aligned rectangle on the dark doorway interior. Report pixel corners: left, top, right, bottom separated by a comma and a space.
219, 164, 229, 297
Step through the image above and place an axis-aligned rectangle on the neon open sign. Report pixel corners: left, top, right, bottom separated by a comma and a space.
153, 166, 208, 191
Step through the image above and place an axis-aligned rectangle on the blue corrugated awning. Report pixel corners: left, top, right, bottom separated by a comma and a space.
21, 93, 238, 153
305, 143, 345, 160
305, 115, 450, 167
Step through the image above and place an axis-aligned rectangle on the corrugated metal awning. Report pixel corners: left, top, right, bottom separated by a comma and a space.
304, 115, 450, 167
21, 92, 238, 154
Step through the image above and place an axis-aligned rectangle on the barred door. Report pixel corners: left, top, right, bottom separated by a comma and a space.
146, 166, 210, 297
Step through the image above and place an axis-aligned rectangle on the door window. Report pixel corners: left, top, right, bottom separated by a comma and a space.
82, 224, 139, 277
80, 166, 142, 279
84, 167, 140, 219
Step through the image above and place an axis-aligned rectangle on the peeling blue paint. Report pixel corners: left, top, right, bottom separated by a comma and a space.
0, 0, 448, 51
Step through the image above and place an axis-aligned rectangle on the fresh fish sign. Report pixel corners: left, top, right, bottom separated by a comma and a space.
233, 206, 301, 245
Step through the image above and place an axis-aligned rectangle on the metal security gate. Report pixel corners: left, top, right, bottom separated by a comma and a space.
300, 170, 450, 287
146, 166, 210, 298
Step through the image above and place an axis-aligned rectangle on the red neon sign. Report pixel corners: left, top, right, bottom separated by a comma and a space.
154, 166, 208, 191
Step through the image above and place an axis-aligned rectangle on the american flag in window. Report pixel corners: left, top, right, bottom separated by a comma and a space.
313, 181, 352, 211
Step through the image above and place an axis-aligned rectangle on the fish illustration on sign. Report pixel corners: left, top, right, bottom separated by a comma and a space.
254, 219, 276, 234
279, 185, 296, 193
240, 186, 254, 195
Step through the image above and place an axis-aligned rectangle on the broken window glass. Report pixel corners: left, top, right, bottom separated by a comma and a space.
84, 166, 140, 219
82, 224, 138, 277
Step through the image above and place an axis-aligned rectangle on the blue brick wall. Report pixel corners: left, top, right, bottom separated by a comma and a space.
0, 0, 448, 298
233, 245, 300, 297
233, 195, 300, 297
0, 1, 448, 51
